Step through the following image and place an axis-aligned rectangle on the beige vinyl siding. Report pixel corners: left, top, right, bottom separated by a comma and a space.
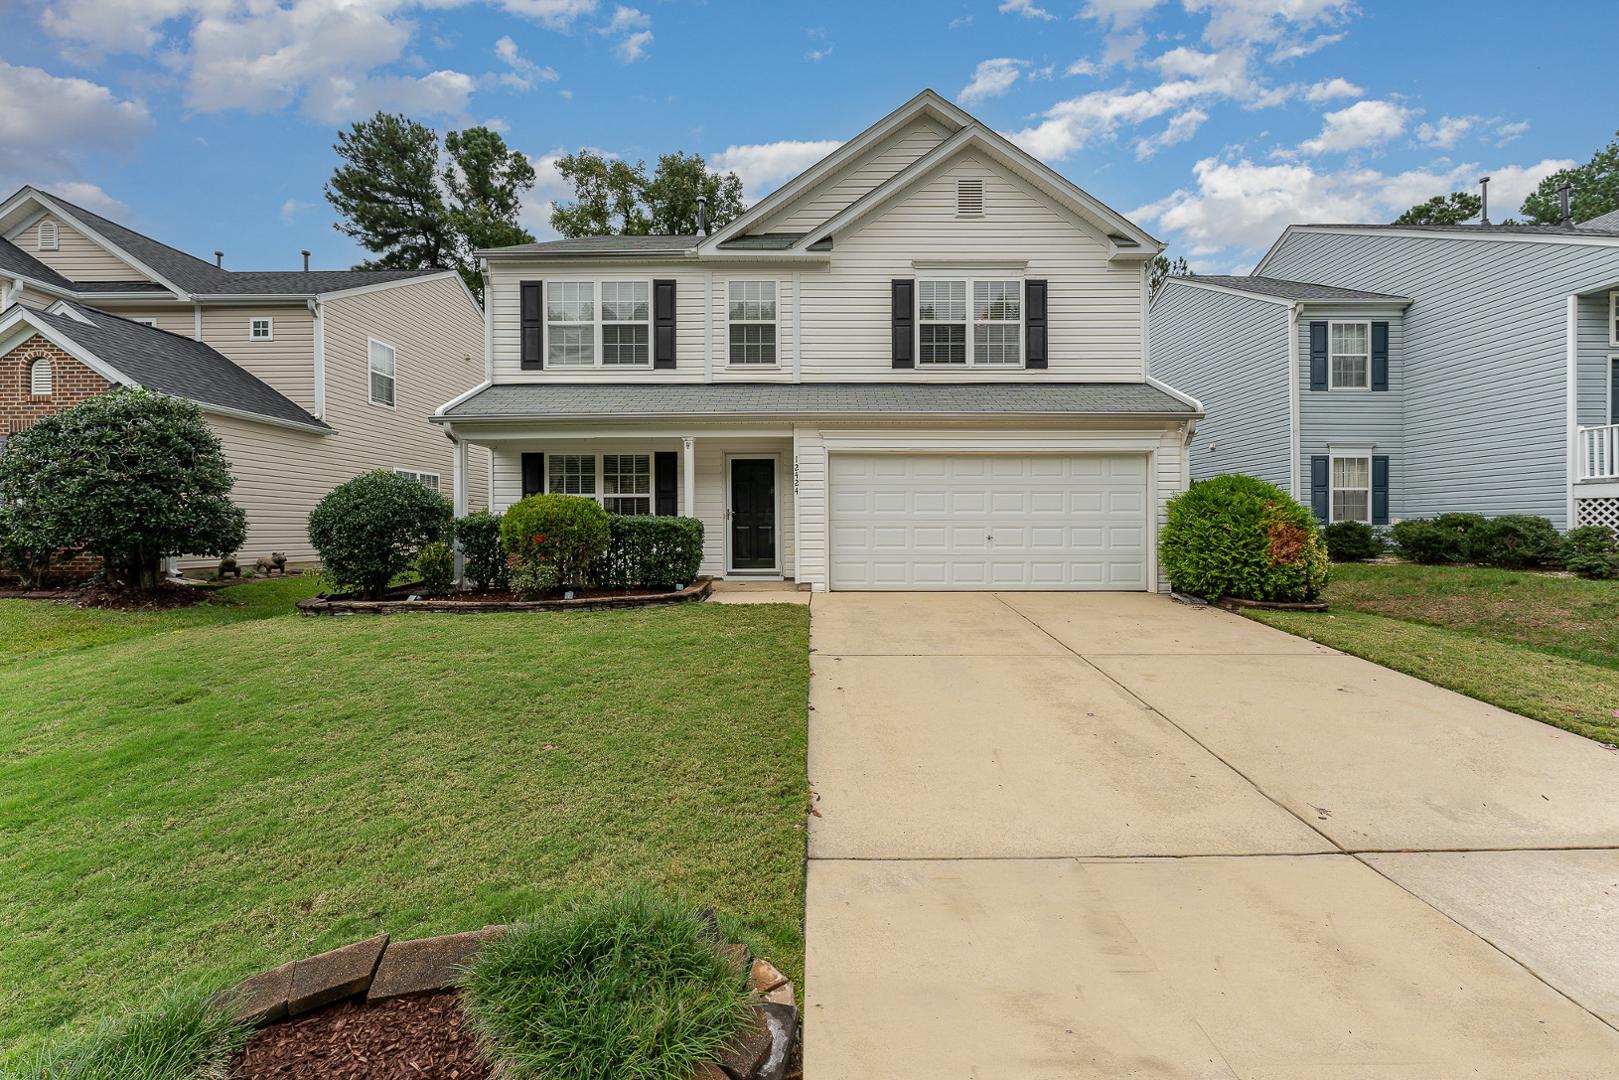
9, 214, 145, 281
94, 304, 196, 337
193, 414, 333, 564
201, 305, 316, 411
16, 285, 58, 309
321, 275, 488, 513
761, 116, 950, 233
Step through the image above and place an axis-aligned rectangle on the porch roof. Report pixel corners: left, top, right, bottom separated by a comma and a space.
437, 381, 1201, 422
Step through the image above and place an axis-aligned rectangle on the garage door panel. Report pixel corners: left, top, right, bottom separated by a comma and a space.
829, 453, 1149, 592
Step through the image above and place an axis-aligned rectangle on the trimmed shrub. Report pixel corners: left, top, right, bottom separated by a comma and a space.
308, 470, 452, 598
1323, 520, 1384, 562
1434, 512, 1490, 560
0, 388, 246, 590
1389, 519, 1457, 564
1469, 514, 1563, 569
1159, 474, 1329, 602
456, 510, 509, 591
1564, 525, 1619, 578
462, 890, 753, 1080
499, 494, 609, 587
416, 540, 455, 595
0, 503, 57, 587
510, 556, 560, 600
596, 515, 704, 589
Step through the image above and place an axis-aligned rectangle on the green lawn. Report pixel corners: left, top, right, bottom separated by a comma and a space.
0, 584, 810, 1064
1247, 562, 1619, 744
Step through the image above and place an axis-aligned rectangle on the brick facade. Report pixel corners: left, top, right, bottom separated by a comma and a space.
0, 335, 111, 438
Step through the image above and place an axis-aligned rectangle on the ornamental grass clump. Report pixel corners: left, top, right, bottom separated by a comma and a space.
462, 891, 753, 1080
3, 989, 251, 1080
1159, 474, 1329, 602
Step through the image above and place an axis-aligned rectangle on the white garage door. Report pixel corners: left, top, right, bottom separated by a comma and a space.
829, 453, 1149, 591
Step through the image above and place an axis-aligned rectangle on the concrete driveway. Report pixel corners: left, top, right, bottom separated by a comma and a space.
804, 593, 1619, 1079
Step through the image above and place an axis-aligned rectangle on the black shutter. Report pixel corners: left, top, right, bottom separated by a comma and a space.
891, 279, 914, 368
1309, 322, 1328, 391
653, 279, 676, 369
1371, 321, 1389, 391
1024, 279, 1048, 369
521, 452, 545, 497
654, 451, 677, 515
1310, 455, 1329, 521
1610, 358, 1619, 423
1372, 455, 1390, 525
520, 280, 543, 370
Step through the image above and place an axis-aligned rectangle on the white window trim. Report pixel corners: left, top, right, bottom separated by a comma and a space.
367, 336, 397, 409
1610, 292, 1619, 348
393, 467, 441, 493
1328, 452, 1373, 524
1608, 353, 1619, 425
915, 272, 1026, 368
29, 356, 53, 396
545, 277, 654, 370
131, 318, 157, 327
726, 277, 780, 368
37, 220, 58, 251
1328, 319, 1372, 391
249, 317, 274, 341
543, 452, 654, 514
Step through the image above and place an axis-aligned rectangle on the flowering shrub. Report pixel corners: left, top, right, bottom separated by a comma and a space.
498, 494, 609, 587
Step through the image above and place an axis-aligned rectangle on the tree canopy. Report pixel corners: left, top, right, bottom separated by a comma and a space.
1520, 130, 1619, 225
549, 150, 746, 238
326, 113, 536, 299
1393, 191, 1482, 226
1149, 254, 1190, 298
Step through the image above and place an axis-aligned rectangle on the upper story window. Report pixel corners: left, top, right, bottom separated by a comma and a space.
547, 280, 651, 367
37, 220, 58, 250
368, 338, 396, 406
1331, 455, 1372, 523
393, 468, 440, 493
132, 318, 157, 327
1610, 292, 1618, 347
956, 178, 984, 217
728, 280, 777, 365
1329, 321, 1370, 389
29, 356, 53, 396
249, 317, 274, 341
919, 277, 1022, 366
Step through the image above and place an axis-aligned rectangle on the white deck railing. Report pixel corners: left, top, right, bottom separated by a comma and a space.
1579, 424, 1619, 481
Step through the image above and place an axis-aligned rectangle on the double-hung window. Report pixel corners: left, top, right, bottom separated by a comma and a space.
547, 454, 596, 495
918, 277, 1023, 366
602, 281, 650, 365
547, 280, 651, 367
547, 282, 596, 366
367, 339, 396, 406
1329, 322, 1370, 389
546, 453, 652, 515
1331, 455, 1372, 523
728, 281, 777, 365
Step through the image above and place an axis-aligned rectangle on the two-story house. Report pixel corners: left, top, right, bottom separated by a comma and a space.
1148, 216, 1619, 532
433, 90, 1201, 592
0, 186, 489, 570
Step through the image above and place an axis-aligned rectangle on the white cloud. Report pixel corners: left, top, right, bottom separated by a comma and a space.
280, 198, 315, 223
1303, 77, 1361, 103
303, 69, 476, 124
1079, 0, 1163, 28
806, 46, 833, 62
999, 0, 1055, 20
1295, 99, 1410, 155
493, 34, 558, 90
38, 0, 198, 59
1495, 120, 1530, 146
497, 0, 598, 31
517, 147, 575, 239
1066, 58, 1099, 76
1100, 30, 1147, 67
959, 58, 1026, 105
600, 6, 652, 62
0, 62, 152, 175
948, 14, 974, 28
709, 139, 843, 201
45, 181, 130, 218
615, 28, 652, 62
1184, 0, 1354, 46
1270, 31, 1344, 61
603, 4, 648, 32
1135, 108, 1208, 159
1417, 114, 1475, 150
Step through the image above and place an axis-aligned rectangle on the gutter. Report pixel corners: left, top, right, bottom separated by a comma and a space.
1288, 301, 1302, 499
432, 408, 1204, 425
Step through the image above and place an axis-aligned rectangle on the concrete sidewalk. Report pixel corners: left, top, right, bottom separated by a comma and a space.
804, 592, 1619, 1079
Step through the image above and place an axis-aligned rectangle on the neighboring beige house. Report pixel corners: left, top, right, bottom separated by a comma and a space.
0, 185, 489, 569
435, 90, 1200, 591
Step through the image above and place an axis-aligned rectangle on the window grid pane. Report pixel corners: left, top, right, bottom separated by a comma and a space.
974, 323, 1021, 365
603, 454, 650, 496
370, 372, 394, 405
727, 281, 777, 365
368, 341, 394, 377
729, 324, 777, 365
548, 282, 596, 366
1332, 457, 1371, 523
548, 454, 596, 495
602, 324, 649, 365
918, 280, 967, 365
1329, 322, 1370, 388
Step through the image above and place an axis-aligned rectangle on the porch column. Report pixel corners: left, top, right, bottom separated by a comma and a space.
451, 436, 468, 584
682, 436, 696, 517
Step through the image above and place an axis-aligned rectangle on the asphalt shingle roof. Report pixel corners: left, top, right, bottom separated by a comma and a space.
1185, 275, 1410, 302
478, 235, 699, 257
0, 236, 73, 288
441, 381, 1198, 420
715, 233, 806, 250
1579, 209, 1619, 232
1304, 221, 1619, 239
29, 303, 328, 430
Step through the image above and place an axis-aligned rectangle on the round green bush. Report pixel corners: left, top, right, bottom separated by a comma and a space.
1160, 474, 1329, 601
456, 510, 509, 591
1322, 520, 1384, 562
499, 494, 609, 587
462, 891, 753, 1080
1565, 525, 1619, 578
307, 470, 451, 598
1469, 514, 1563, 569
1389, 519, 1457, 563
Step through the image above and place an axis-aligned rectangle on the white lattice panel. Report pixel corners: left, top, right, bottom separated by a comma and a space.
1576, 497, 1619, 532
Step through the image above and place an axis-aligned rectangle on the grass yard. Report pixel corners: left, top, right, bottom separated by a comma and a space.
1247, 562, 1619, 744
0, 583, 810, 1065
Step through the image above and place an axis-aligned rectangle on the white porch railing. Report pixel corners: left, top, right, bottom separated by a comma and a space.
1579, 424, 1619, 481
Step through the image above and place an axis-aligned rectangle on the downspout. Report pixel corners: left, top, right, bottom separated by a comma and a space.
1567, 293, 1580, 529
192, 301, 202, 341
480, 259, 493, 382
309, 298, 325, 420
1288, 300, 1303, 498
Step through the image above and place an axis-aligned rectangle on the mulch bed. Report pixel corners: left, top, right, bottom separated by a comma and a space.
68, 581, 214, 611
446, 586, 682, 602
233, 991, 490, 1080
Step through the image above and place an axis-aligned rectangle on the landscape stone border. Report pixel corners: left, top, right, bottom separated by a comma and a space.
1213, 595, 1329, 612
213, 919, 799, 1080
296, 576, 713, 616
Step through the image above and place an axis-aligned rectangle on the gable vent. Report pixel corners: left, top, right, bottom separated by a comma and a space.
956, 178, 985, 217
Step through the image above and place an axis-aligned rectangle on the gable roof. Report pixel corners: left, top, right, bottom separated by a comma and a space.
2, 301, 327, 432
1165, 275, 1410, 305
1579, 209, 1619, 232
1255, 220, 1619, 276
479, 234, 699, 258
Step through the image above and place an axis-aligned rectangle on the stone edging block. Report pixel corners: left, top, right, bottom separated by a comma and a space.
286, 934, 389, 1016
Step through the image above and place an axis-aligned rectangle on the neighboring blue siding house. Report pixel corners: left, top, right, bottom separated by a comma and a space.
1147, 217, 1619, 531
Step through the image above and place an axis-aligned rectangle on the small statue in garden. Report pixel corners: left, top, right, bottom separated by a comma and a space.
253, 556, 273, 577
217, 556, 241, 580
269, 551, 287, 575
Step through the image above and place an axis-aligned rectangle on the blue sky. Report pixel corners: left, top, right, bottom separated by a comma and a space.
4, 0, 1613, 274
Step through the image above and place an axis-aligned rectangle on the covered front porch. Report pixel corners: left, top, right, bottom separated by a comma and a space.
447, 423, 798, 582
1569, 276, 1619, 528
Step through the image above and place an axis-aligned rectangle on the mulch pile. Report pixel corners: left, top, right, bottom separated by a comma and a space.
73, 580, 213, 610
232, 991, 491, 1080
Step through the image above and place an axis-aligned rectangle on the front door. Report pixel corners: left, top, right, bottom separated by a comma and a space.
729, 457, 777, 572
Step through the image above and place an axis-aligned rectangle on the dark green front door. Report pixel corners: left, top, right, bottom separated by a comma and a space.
730, 458, 776, 571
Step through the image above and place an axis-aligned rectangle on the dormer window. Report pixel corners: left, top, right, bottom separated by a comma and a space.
956, 178, 985, 218
30, 356, 53, 396
37, 220, 58, 250
249, 317, 274, 341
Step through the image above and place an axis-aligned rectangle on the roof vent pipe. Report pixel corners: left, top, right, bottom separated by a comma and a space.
214, 250, 224, 268
696, 195, 708, 236
301, 249, 311, 272
1560, 182, 1574, 227
1478, 177, 1490, 225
